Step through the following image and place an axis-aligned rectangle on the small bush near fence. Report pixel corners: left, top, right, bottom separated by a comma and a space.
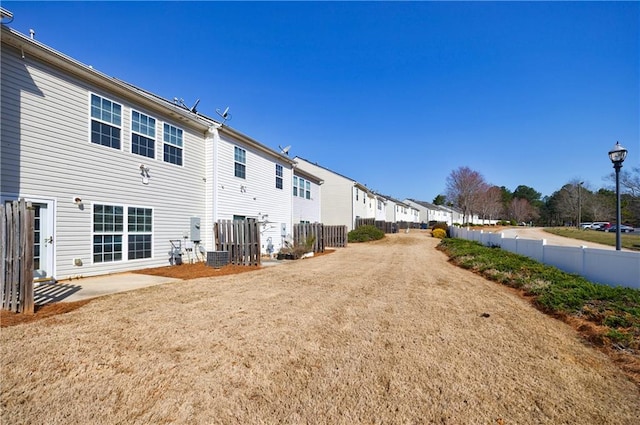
438, 238, 640, 351
348, 225, 384, 243
432, 228, 447, 239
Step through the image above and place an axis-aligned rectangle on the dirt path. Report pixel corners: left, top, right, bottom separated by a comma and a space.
2, 231, 639, 424
500, 226, 620, 250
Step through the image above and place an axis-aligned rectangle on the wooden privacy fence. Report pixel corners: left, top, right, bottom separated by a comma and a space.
294, 223, 324, 253
293, 223, 348, 252
214, 219, 261, 266
324, 225, 348, 248
1, 199, 35, 313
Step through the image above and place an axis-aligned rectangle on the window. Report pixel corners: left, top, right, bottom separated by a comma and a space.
234, 147, 246, 178
131, 110, 156, 158
356, 188, 359, 201
93, 204, 123, 263
93, 204, 152, 263
275, 164, 283, 189
128, 207, 152, 260
294, 177, 310, 199
90, 94, 121, 149
163, 123, 183, 165
378, 200, 383, 210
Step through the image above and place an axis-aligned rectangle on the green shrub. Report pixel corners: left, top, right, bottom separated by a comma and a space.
437, 237, 640, 350
348, 225, 384, 243
432, 228, 447, 239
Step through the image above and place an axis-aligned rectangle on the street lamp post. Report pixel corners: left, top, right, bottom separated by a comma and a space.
577, 181, 584, 229
608, 142, 628, 251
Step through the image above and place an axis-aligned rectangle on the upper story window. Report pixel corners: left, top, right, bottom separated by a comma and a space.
131, 110, 156, 159
234, 147, 246, 179
377, 200, 383, 210
163, 123, 183, 166
90, 94, 122, 149
294, 177, 310, 199
304, 180, 311, 199
355, 188, 359, 201
275, 164, 283, 189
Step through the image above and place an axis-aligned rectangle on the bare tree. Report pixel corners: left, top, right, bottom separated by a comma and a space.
508, 198, 538, 223
477, 185, 503, 223
554, 182, 582, 225
445, 166, 487, 224
607, 165, 640, 197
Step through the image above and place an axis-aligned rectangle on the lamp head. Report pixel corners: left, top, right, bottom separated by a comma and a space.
608, 141, 628, 164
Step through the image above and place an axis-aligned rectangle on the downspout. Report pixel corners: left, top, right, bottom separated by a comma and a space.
206, 123, 221, 250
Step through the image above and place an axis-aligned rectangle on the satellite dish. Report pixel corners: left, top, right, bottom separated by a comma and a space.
216, 106, 231, 123
190, 99, 200, 114
279, 145, 291, 155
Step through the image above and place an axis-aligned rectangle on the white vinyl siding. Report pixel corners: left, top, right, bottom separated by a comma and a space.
293, 158, 355, 230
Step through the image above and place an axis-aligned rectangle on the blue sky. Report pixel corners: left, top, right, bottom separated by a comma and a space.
3, 1, 638, 201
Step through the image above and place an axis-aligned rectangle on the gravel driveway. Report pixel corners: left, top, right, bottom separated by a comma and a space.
2, 231, 638, 424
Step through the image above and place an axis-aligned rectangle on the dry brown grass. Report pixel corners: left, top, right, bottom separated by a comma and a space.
2, 232, 639, 424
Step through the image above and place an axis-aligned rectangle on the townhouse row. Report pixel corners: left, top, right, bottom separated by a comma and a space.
2, 22, 439, 282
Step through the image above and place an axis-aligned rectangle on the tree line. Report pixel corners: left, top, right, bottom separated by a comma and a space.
437, 166, 640, 227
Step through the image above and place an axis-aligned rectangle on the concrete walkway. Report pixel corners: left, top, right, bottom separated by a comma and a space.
34, 273, 181, 305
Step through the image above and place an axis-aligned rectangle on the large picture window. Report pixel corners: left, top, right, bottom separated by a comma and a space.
93, 204, 153, 263
163, 123, 183, 165
90, 94, 122, 149
234, 147, 246, 179
131, 110, 156, 158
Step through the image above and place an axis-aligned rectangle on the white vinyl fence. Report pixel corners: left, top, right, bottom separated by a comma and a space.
450, 227, 640, 290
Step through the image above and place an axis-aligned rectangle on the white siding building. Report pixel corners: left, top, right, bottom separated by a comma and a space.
1, 23, 298, 280
292, 167, 323, 224
1, 25, 214, 280
294, 157, 374, 231
206, 124, 296, 255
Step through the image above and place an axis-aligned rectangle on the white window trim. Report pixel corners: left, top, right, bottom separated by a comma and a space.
91, 202, 154, 264
130, 109, 157, 159
88, 92, 123, 151
162, 123, 185, 167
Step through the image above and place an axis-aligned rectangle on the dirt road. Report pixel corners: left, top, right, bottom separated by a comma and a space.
2, 231, 639, 424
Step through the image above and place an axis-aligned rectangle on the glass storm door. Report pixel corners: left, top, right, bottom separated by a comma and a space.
33, 203, 54, 281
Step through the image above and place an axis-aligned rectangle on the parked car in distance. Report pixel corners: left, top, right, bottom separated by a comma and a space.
605, 224, 635, 233
593, 222, 610, 231
579, 222, 593, 229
